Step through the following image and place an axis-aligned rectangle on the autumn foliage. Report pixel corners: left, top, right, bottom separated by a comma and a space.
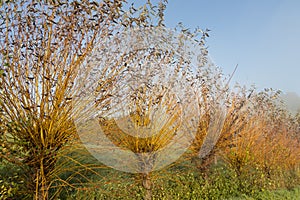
1, 0, 300, 199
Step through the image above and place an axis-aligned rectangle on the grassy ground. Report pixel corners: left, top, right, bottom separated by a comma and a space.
60, 161, 300, 200
229, 186, 300, 200
2, 150, 300, 199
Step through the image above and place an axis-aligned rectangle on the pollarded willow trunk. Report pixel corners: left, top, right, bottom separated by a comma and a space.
23, 158, 50, 200
136, 152, 156, 200
142, 173, 152, 200
32, 155, 56, 200
35, 168, 48, 200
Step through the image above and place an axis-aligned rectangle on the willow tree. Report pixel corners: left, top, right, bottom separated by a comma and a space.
0, 0, 163, 199
72, 25, 215, 199
217, 89, 300, 189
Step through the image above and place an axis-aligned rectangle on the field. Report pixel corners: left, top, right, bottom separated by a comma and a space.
1, 1, 300, 199
2, 145, 300, 199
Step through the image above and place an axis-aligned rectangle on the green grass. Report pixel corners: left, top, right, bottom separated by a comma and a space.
58, 159, 300, 199
228, 186, 300, 200
2, 150, 300, 199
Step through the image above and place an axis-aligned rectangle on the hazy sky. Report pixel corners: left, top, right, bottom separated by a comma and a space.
164, 0, 300, 95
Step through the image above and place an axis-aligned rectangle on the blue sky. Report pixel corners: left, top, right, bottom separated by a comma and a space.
164, 0, 300, 95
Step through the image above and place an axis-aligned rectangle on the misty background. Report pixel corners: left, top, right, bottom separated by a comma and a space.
164, 0, 300, 114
